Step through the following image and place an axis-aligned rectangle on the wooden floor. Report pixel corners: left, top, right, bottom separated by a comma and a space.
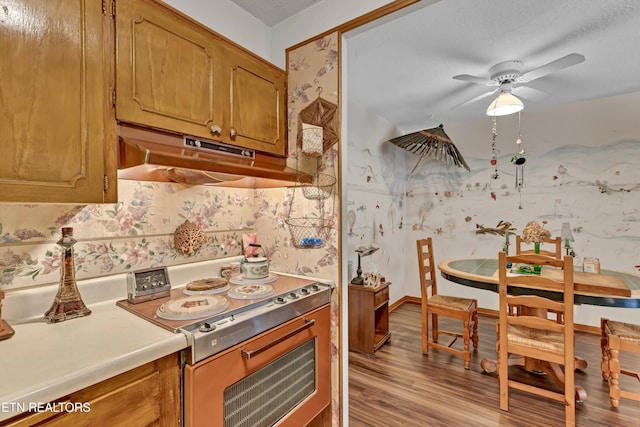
349, 303, 640, 427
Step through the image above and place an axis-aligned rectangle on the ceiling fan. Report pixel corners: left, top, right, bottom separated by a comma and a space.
451, 53, 586, 112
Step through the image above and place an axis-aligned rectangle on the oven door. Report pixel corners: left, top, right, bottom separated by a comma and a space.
184, 305, 331, 427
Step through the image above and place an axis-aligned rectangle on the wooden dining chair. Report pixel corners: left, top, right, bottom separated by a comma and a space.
600, 318, 640, 408
497, 251, 577, 426
515, 235, 562, 258
416, 238, 478, 369
515, 235, 563, 323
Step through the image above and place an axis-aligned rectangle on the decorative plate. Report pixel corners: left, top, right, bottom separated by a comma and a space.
228, 284, 274, 300
156, 295, 229, 320
183, 284, 230, 296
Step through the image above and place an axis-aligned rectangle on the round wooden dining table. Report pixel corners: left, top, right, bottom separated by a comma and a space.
438, 258, 640, 402
438, 258, 640, 308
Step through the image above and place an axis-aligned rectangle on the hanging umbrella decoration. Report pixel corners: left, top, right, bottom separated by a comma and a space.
387, 124, 470, 176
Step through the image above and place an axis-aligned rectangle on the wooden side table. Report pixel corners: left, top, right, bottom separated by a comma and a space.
348, 281, 391, 354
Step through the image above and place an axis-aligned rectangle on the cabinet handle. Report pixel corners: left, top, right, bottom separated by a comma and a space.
230, 127, 237, 138
210, 124, 222, 134
241, 318, 315, 360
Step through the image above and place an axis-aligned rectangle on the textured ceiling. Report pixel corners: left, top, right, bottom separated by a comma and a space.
230, 0, 320, 26
347, 0, 640, 131
231, 0, 640, 133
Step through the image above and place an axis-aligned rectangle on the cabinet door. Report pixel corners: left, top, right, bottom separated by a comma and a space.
0, 353, 180, 427
0, 0, 116, 203
225, 47, 287, 156
115, 0, 223, 140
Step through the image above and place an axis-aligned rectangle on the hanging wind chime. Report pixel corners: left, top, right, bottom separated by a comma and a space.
511, 112, 526, 209
489, 116, 499, 200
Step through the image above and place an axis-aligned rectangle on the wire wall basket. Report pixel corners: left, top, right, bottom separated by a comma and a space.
285, 217, 334, 249
299, 173, 336, 200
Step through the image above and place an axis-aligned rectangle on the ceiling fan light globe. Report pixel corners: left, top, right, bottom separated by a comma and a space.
486, 92, 524, 116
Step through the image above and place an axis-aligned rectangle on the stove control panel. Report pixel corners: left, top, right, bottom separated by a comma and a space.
127, 266, 172, 304
180, 282, 331, 363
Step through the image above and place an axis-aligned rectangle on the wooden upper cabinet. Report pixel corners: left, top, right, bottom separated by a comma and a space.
115, 0, 287, 157
225, 46, 287, 156
0, 0, 117, 203
115, 0, 223, 139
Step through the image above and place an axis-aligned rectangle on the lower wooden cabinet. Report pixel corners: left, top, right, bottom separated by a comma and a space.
0, 353, 180, 427
348, 282, 391, 354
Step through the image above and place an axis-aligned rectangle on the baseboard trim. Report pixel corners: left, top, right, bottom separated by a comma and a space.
394, 298, 601, 335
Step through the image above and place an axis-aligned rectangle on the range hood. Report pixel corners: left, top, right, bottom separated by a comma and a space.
117, 124, 310, 188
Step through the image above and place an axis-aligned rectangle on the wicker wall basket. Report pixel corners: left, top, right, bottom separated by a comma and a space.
285, 217, 334, 249
296, 95, 339, 154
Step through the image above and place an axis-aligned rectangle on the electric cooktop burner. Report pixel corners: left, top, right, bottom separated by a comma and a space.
227, 284, 274, 299
156, 294, 230, 320
117, 273, 332, 363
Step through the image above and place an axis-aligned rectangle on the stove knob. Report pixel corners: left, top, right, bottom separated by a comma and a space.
289, 292, 299, 299
300, 288, 310, 295
311, 284, 319, 291
199, 322, 216, 333
275, 297, 286, 304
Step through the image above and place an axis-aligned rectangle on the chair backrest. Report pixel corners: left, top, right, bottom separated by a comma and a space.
515, 235, 562, 259
416, 238, 438, 301
498, 251, 574, 359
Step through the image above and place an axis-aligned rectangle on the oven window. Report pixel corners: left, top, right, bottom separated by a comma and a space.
223, 338, 316, 427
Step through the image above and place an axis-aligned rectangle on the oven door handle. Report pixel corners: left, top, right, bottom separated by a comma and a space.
241, 318, 316, 360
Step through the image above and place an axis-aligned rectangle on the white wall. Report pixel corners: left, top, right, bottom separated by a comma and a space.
270, 0, 394, 68
345, 100, 408, 302
163, 0, 398, 67
163, 0, 272, 61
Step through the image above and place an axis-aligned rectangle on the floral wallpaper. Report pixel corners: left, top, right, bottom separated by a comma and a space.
0, 178, 342, 290
287, 31, 341, 426
288, 34, 339, 158
0, 181, 251, 288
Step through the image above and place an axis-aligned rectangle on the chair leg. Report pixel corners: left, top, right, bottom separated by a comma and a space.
565, 383, 576, 427
462, 318, 470, 370
422, 307, 429, 355
498, 329, 509, 411
471, 308, 479, 349
609, 347, 621, 408
601, 319, 610, 381
432, 313, 439, 343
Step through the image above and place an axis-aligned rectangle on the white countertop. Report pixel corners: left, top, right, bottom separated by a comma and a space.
0, 259, 230, 423
0, 299, 187, 422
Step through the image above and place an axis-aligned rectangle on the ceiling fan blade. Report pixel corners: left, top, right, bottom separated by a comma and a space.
450, 88, 498, 110
452, 74, 496, 86
512, 85, 548, 101
518, 53, 585, 83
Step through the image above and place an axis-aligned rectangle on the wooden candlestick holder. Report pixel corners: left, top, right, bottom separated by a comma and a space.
0, 290, 15, 341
